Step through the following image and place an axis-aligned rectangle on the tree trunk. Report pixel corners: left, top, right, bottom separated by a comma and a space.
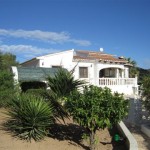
89, 130, 95, 150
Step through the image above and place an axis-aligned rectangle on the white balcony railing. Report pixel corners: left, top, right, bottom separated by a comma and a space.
99, 78, 137, 86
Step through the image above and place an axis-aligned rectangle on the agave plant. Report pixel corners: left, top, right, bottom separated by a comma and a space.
7, 94, 54, 141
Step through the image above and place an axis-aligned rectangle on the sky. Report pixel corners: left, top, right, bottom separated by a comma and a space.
0, 0, 150, 69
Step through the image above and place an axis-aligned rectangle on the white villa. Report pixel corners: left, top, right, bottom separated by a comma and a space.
15, 49, 138, 96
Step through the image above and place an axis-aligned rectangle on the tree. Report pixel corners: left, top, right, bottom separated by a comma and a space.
0, 51, 3, 69
46, 68, 85, 122
126, 57, 139, 78
0, 52, 19, 70
138, 67, 150, 85
65, 85, 128, 150
142, 76, 150, 115
0, 51, 19, 107
0, 70, 15, 107
46, 68, 85, 103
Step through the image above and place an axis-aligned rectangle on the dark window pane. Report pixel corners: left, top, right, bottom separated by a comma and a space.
79, 67, 88, 78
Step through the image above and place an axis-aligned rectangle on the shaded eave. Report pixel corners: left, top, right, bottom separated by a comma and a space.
20, 58, 37, 65
16, 67, 64, 82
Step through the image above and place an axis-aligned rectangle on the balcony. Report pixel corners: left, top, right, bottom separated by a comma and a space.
99, 78, 137, 86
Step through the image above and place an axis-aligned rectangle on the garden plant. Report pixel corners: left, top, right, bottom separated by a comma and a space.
6, 94, 54, 141
142, 76, 150, 115
65, 85, 128, 150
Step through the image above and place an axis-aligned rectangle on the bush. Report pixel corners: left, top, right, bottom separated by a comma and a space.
65, 85, 128, 150
26, 88, 49, 99
142, 76, 150, 114
0, 70, 15, 107
6, 94, 54, 141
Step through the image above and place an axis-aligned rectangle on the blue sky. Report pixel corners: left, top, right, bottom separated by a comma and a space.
0, 0, 150, 69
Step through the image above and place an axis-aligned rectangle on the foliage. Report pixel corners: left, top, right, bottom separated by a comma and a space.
65, 85, 128, 150
0, 70, 15, 107
138, 67, 150, 85
129, 67, 139, 78
46, 68, 85, 122
0, 51, 19, 107
6, 94, 54, 141
126, 57, 139, 78
142, 76, 150, 114
46, 68, 85, 101
26, 88, 49, 98
0, 51, 19, 70
25, 88, 68, 122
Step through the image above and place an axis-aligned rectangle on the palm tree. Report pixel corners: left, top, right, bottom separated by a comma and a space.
46, 68, 85, 102
126, 57, 137, 67
126, 57, 139, 78
46, 68, 85, 121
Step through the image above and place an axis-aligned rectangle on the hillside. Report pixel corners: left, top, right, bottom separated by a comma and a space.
138, 67, 150, 84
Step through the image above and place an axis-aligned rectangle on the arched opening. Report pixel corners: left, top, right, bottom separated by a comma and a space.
99, 68, 116, 78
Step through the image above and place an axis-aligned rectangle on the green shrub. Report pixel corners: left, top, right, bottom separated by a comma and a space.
26, 88, 48, 98
65, 85, 128, 150
142, 76, 150, 114
6, 94, 54, 141
0, 70, 15, 107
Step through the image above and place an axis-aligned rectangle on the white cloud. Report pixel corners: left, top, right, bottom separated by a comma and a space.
0, 29, 91, 46
0, 44, 60, 61
70, 39, 91, 46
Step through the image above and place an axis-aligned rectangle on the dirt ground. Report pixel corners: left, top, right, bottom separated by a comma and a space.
0, 108, 126, 150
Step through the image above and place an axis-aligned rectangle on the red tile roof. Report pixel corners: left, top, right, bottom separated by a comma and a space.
73, 50, 128, 63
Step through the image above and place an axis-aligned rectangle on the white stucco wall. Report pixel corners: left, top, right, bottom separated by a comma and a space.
72, 62, 95, 84
20, 49, 137, 96
100, 85, 135, 95
11, 66, 19, 84
38, 50, 74, 70
97, 63, 125, 71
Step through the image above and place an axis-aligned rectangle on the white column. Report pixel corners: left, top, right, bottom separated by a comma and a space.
122, 69, 124, 78
94, 63, 99, 86
116, 68, 119, 78
135, 75, 138, 86
11, 66, 19, 85
126, 68, 129, 78
124, 68, 129, 78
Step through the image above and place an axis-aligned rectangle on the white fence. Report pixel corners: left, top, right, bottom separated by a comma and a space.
99, 78, 136, 86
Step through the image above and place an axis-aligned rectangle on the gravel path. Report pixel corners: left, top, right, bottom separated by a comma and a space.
127, 125, 150, 150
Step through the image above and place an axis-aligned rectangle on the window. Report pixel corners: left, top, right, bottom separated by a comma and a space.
52, 66, 62, 68
79, 67, 88, 78
104, 68, 115, 77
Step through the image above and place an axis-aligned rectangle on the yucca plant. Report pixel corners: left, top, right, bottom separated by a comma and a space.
25, 88, 69, 123
6, 94, 54, 141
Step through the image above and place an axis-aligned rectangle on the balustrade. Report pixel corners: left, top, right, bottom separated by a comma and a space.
99, 78, 136, 86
